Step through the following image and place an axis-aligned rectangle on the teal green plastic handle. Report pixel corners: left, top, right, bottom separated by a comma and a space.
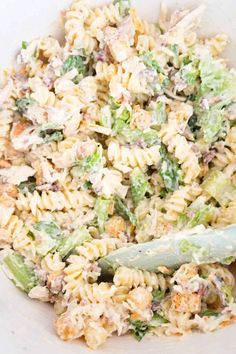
99, 225, 236, 274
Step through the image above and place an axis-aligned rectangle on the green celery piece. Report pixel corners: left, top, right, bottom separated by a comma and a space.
34, 221, 61, 238
3, 252, 38, 292
15, 97, 36, 114
112, 108, 130, 134
95, 198, 111, 233
77, 147, 102, 173
202, 170, 236, 207
58, 228, 91, 259
150, 101, 166, 126
130, 168, 150, 206
152, 289, 165, 302
99, 224, 236, 273
115, 196, 138, 226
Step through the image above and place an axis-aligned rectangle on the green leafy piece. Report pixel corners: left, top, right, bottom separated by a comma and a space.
152, 290, 165, 302
222, 256, 236, 265
15, 97, 36, 114
120, 127, 159, 147
181, 60, 200, 85
3, 252, 38, 293
199, 108, 225, 144
160, 144, 182, 192
112, 108, 130, 134
202, 170, 236, 207
75, 146, 102, 174
63, 55, 86, 76
113, 0, 131, 16
222, 285, 234, 303
21, 41, 28, 49
109, 97, 121, 111
200, 309, 219, 317
39, 123, 64, 143
150, 101, 166, 126
129, 320, 150, 341
32, 221, 61, 256
95, 198, 111, 233
58, 227, 91, 259
171, 44, 179, 56
115, 196, 138, 226
151, 312, 169, 324
131, 168, 150, 206
34, 221, 61, 238
179, 239, 200, 254
18, 176, 36, 194
179, 197, 215, 229
140, 51, 163, 73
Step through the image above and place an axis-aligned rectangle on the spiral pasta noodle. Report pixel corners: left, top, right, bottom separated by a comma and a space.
76, 238, 121, 261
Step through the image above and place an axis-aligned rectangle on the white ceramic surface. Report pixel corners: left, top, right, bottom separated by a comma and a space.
1, 0, 236, 353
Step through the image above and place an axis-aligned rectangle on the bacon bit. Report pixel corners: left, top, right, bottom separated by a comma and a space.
11, 121, 30, 137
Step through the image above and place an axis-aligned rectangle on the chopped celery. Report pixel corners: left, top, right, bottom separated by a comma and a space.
34, 221, 61, 237
152, 289, 165, 302
160, 144, 182, 192
15, 97, 36, 114
200, 309, 219, 317
95, 198, 111, 232
181, 60, 200, 85
120, 127, 159, 147
58, 227, 91, 259
202, 170, 236, 206
115, 196, 138, 226
130, 168, 150, 206
3, 252, 38, 292
179, 197, 215, 228
112, 108, 130, 134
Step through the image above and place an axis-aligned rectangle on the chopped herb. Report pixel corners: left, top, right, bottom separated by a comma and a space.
152, 289, 165, 302
21, 41, 28, 49
129, 320, 150, 341
115, 196, 138, 226
18, 176, 36, 194
63, 55, 86, 76
15, 97, 36, 114
181, 60, 200, 85
78, 147, 102, 173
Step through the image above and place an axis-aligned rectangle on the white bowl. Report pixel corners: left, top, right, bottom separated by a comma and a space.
1, 1, 236, 353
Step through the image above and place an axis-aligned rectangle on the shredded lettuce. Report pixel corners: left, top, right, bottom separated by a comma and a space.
129, 320, 150, 341
112, 108, 131, 134
140, 51, 163, 73
120, 127, 160, 147
181, 60, 200, 85
178, 197, 215, 228
200, 309, 219, 317
58, 227, 91, 259
131, 168, 151, 206
113, 0, 131, 16
152, 289, 165, 302
95, 198, 111, 232
32, 221, 61, 256
199, 108, 226, 144
73, 146, 103, 174
63, 55, 86, 76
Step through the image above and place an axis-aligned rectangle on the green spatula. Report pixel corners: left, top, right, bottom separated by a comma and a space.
99, 224, 236, 274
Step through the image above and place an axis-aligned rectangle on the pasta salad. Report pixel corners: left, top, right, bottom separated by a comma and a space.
1, 0, 236, 349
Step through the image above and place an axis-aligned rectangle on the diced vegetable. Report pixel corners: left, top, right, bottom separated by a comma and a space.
115, 196, 138, 226
181, 60, 200, 85
95, 198, 111, 233
159, 144, 182, 192
150, 101, 167, 127
140, 51, 163, 73
63, 55, 86, 76
15, 97, 36, 114
202, 170, 236, 206
129, 320, 150, 341
171, 44, 179, 57
113, 0, 131, 17
58, 227, 91, 259
39, 123, 64, 143
75, 146, 103, 173
18, 176, 37, 194
21, 41, 28, 49
179, 197, 215, 229
151, 312, 168, 324
222, 256, 236, 265
200, 309, 219, 317
33, 221, 61, 256
152, 289, 165, 302
222, 285, 234, 303
112, 108, 130, 134
199, 108, 225, 144
130, 168, 150, 206
3, 252, 38, 292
